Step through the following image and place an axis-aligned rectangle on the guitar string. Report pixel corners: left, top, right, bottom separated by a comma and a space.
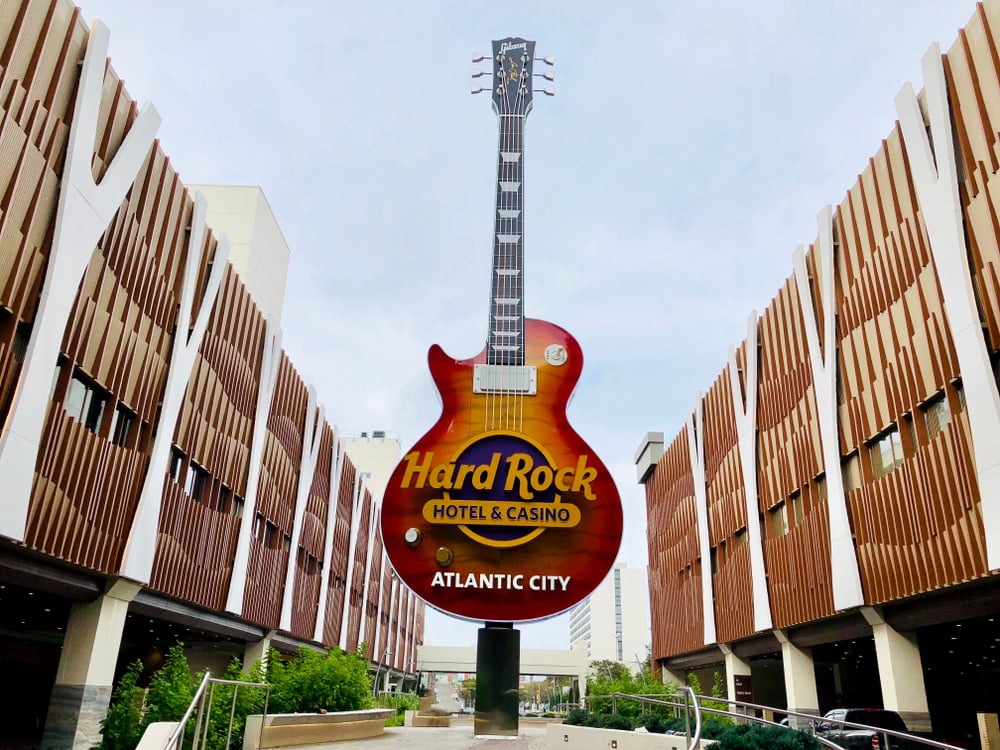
488, 49, 530, 434
496, 52, 513, 433
487, 52, 507, 434
500, 55, 524, 429
508, 51, 528, 435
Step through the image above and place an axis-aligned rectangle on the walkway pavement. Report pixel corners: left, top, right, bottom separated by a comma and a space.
353, 719, 549, 750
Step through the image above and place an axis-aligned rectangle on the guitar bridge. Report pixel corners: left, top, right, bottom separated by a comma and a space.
473, 364, 537, 395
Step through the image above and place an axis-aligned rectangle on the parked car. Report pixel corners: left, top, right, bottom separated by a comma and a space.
815, 708, 912, 750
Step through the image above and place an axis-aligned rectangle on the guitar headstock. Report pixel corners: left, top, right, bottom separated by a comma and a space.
472, 37, 554, 117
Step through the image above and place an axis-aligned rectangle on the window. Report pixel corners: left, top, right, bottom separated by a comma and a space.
263, 521, 278, 548
710, 546, 719, 574
843, 452, 861, 491
790, 491, 804, 526
110, 404, 135, 447
64, 371, 107, 434
169, 447, 184, 482
870, 427, 904, 479
770, 502, 788, 538
217, 484, 232, 513
185, 461, 208, 501
924, 393, 951, 440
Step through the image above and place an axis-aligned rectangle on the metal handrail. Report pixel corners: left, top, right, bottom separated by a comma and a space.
590, 690, 961, 750
600, 689, 702, 750
163, 672, 271, 750
808, 712, 963, 750
165, 672, 211, 749
682, 693, 964, 750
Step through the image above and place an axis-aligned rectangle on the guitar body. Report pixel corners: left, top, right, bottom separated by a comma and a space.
381, 319, 623, 622
380, 37, 622, 623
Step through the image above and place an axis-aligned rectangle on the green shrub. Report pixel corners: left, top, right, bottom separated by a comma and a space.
144, 644, 197, 726
378, 692, 419, 727
99, 660, 146, 750
98, 642, 375, 750
702, 717, 733, 739
267, 647, 373, 714
202, 657, 269, 750
714, 724, 822, 750
637, 712, 675, 734
599, 713, 636, 730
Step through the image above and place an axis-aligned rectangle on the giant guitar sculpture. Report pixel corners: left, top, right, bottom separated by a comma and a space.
380, 38, 622, 623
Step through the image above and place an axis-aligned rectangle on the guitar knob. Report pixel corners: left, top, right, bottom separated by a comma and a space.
544, 344, 568, 366
404, 527, 422, 547
435, 546, 454, 567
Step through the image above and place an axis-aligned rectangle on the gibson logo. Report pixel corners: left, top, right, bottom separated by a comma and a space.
499, 40, 527, 55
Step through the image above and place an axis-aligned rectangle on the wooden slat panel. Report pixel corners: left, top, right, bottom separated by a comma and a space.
644, 428, 704, 661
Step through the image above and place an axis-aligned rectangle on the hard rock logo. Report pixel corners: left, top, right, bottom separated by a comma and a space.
394, 431, 598, 548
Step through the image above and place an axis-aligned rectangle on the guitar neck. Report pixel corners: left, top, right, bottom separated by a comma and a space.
488, 114, 525, 367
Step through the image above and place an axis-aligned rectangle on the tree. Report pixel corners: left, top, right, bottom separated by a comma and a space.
591, 660, 631, 682
99, 660, 146, 750
144, 643, 197, 725
586, 660, 678, 718
267, 647, 373, 714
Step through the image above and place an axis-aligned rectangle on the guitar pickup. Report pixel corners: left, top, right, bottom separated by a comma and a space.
473, 364, 537, 395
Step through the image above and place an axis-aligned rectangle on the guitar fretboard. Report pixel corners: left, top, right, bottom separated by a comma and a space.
488, 114, 525, 366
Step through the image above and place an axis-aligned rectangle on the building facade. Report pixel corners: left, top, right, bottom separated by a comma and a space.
569, 563, 650, 671
0, 3, 423, 748
637, 2, 1000, 746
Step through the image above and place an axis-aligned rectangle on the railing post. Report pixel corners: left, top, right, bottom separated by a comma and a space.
226, 684, 239, 750
684, 691, 691, 746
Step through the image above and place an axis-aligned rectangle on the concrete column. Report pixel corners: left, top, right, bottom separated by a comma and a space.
775, 630, 819, 727
42, 580, 141, 750
721, 644, 752, 707
662, 667, 687, 687
244, 631, 276, 676
862, 608, 931, 732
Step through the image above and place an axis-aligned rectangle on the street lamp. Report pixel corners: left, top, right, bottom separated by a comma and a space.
372, 648, 392, 697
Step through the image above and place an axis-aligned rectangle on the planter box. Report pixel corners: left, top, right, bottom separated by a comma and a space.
243, 709, 394, 749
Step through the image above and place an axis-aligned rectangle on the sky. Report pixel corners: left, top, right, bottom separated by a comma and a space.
76, 0, 978, 652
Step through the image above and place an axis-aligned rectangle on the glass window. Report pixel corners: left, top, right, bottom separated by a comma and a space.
185, 462, 207, 501
110, 404, 135, 447
65, 377, 88, 422
217, 484, 232, 513
791, 492, 804, 526
924, 394, 951, 440
870, 427, 904, 479
169, 447, 184, 482
770, 502, 788, 538
64, 372, 107, 435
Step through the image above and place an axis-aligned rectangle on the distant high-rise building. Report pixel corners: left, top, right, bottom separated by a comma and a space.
569, 563, 650, 671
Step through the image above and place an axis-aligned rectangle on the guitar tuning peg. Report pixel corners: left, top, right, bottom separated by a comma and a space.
471, 85, 486, 94
542, 87, 555, 96
472, 69, 486, 78
535, 56, 555, 66
472, 54, 486, 62
534, 71, 554, 81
